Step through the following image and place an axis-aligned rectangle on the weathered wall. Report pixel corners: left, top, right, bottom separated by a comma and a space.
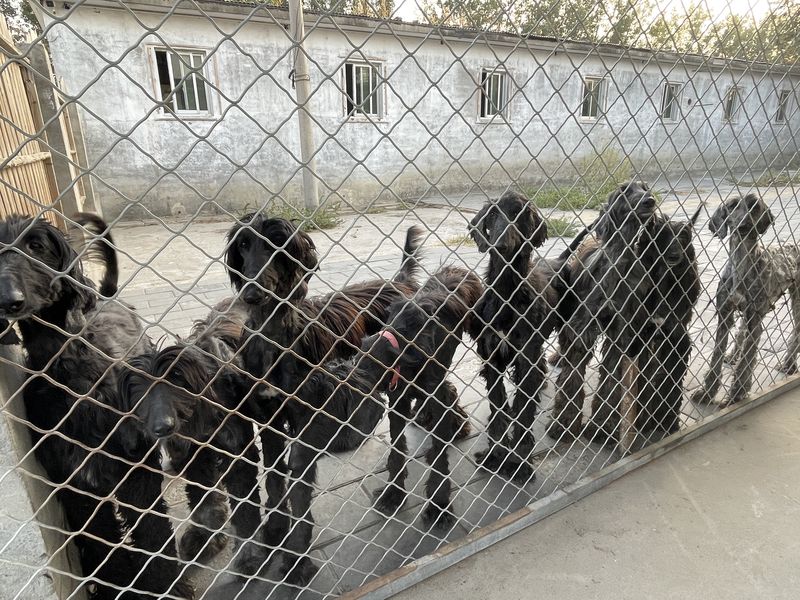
40, 2, 800, 220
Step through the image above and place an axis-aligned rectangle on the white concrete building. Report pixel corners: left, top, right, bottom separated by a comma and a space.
35, 0, 800, 219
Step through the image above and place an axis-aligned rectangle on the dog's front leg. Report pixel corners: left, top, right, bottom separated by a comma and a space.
475, 334, 512, 471
728, 308, 764, 404
421, 383, 457, 528
374, 402, 409, 516
691, 300, 735, 405
280, 439, 320, 587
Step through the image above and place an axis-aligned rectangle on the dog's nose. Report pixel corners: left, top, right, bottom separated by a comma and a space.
152, 416, 176, 438
0, 288, 24, 315
241, 284, 265, 305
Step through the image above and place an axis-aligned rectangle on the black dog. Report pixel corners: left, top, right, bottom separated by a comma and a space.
0, 214, 190, 600
548, 182, 657, 442
587, 207, 701, 444
366, 265, 483, 527
468, 191, 564, 482
118, 297, 272, 574
224, 216, 426, 584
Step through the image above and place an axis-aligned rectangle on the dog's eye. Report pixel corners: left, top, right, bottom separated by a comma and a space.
239, 238, 249, 249
27, 239, 44, 253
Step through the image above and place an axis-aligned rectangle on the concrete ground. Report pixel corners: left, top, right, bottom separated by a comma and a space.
396, 382, 800, 600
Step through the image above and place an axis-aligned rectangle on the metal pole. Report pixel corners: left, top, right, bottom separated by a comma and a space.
287, 0, 319, 212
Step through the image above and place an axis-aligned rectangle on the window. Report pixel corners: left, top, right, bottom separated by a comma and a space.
154, 48, 211, 116
479, 68, 509, 119
776, 90, 791, 123
723, 86, 742, 122
661, 82, 681, 121
344, 62, 382, 118
581, 77, 605, 119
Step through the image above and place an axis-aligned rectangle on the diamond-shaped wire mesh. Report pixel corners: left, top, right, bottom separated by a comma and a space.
0, 0, 798, 598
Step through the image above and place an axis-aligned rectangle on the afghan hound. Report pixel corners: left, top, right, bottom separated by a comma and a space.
0, 214, 190, 599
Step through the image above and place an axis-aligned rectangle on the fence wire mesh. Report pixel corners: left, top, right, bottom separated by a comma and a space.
0, 0, 798, 598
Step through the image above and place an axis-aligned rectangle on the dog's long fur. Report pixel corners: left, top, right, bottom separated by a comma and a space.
547, 182, 658, 441
587, 209, 701, 442
0, 215, 189, 600
468, 191, 564, 482
367, 265, 483, 527
224, 215, 427, 584
118, 297, 270, 573
691, 193, 800, 405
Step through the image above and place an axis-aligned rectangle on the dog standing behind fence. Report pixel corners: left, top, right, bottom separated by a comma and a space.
0, 215, 190, 600
468, 190, 563, 482
691, 193, 800, 406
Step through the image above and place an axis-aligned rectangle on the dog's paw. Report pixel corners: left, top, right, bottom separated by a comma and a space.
582, 421, 617, 446
281, 554, 318, 587
546, 416, 581, 442
722, 391, 749, 407
474, 446, 506, 473
373, 484, 407, 516
500, 456, 536, 485
422, 502, 456, 530
230, 540, 268, 576
179, 526, 228, 563
779, 359, 798, 375
170, 577, 195, 600
689, 388, 715, 406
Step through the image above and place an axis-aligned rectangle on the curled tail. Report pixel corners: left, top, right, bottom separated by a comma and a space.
395, 225, 424, 286
71, 213, 119, 297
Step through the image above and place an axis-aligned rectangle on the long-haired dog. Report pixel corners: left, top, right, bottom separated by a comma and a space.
547, 182, 658, 442
0, 214, 190, 600
468, 191, 564, 482
586, 207, 701, 446
118, 297, 271, 574
223, 215, 427, 584
365, 265, 482, 527
691, 193, 800, 406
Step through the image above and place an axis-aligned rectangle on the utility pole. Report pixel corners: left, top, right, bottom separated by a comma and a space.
287, 0, 319, 211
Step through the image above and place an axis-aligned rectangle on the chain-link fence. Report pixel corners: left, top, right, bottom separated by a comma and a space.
0, 0, 798, 598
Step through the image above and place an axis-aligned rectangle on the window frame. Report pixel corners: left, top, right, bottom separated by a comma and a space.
660, 82, 682, 122
775, 89, 791, 124
342, 59, 385, 121
477, 67, 511, 122
722, 86, 743, 123
580, 76, 606, 121
148, 45, 216, 120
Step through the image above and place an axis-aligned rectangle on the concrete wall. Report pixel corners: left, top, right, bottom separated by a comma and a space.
40, 2, 800, 220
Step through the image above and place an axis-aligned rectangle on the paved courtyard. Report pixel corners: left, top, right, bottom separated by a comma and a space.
106, 177, 800, 598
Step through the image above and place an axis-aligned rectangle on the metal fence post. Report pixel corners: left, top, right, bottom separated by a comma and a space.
288, 0, 320, 212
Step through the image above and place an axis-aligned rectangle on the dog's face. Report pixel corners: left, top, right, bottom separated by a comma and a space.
0, 215, 90, 320
225, 213, 318, 304
595, 181, 656, 241
709, 193, 774, 239
641, 217, 695, 269
119, 345, 214, 440
469, 191, 547, 258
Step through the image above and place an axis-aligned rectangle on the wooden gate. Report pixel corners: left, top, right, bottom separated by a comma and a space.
0, 20, 62, 228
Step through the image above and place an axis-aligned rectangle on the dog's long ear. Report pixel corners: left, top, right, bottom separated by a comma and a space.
468, 205, 490, 252
41, 219, 96, 315
285, 224, 318, 275
708, 201, 730, 239
750, 194, 775, 235
526, 200, 548, 248
225, 215, 251, 291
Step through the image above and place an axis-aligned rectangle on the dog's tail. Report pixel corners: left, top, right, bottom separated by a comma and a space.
71, 213, 119, 297
395, 225, 424, 286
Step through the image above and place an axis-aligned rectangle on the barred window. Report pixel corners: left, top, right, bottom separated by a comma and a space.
344, 62, 383, 118
723, 86, 742, 122
153, 48, 211, 116
479, 68, 509, 119
661, 82, 681, 121
775, 89, 791, 123
581, 77, 605, 119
